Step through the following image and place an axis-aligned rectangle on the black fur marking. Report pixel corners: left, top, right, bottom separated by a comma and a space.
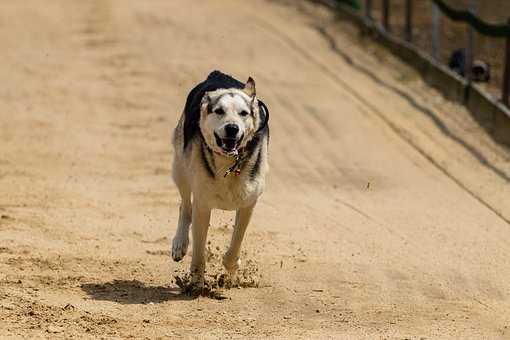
183, 71, 245, 150
239, 100, 269, 177
250, 147, 262, 180
257, 100, 269, 135
240, 114, 269, 176
242, 99, 270, 171
200, 140, 216, 178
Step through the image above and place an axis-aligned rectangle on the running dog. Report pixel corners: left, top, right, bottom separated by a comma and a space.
171, 70, 269, 290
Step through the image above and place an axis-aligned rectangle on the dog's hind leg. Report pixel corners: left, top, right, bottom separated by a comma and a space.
190, 200, 211, 288
223, 202, 256, 274
171, 176, 192, 262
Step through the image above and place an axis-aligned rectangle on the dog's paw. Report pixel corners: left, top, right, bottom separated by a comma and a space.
171, 236, 189, 262
190, 271, 205, 291
222, 253, 241, 274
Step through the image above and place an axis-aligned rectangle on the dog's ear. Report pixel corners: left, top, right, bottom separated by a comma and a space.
201, 92, 212, 112
243, 77, 256, 98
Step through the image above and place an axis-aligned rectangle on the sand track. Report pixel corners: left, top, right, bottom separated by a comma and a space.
1, 1, 510, 338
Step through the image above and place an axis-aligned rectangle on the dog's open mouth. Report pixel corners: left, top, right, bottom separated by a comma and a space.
214, 132, 243, 156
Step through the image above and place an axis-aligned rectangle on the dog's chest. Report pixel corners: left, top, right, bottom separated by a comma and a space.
193, 169, 264, 210
187, 140, 267, 210
200, 174, 263, 210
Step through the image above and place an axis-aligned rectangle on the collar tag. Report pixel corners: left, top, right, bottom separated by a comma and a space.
224, 153, 244, 178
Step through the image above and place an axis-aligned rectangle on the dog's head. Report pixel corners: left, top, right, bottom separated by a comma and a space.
472, 60, 490, 83
199, 77, 262, 156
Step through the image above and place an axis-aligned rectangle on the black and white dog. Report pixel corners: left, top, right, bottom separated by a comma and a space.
171, 71, 269, 290
448, 48, 491, 82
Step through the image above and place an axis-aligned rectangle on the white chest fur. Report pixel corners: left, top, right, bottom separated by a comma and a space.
189, 146, 266, 210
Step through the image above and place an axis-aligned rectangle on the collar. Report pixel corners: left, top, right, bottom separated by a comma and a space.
222, 150, 246, 178
200, 134, 247, 178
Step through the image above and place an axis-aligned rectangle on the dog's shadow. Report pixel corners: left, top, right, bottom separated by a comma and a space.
81, 279, 191, 304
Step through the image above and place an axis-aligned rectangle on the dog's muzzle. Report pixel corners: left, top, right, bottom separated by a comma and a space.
214, 131, 244, 156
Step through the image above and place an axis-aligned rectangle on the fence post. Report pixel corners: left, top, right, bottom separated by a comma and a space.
405, 0, 413, 42
465, 0, 477, 84
503, 19, 510, 106
382, 0, 390, 31
365, 0, 372, 20
431, 2, 441, 60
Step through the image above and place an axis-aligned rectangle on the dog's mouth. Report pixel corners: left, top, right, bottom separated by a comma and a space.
214, 132, 243, 156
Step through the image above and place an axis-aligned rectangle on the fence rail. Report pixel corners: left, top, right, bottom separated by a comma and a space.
431, 0, 510, 38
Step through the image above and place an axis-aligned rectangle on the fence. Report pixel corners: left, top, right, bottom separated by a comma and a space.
363, 0, 510, 106
316, 0, 510, 145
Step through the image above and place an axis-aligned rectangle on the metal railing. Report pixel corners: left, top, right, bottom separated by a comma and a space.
364, 0, 510, 106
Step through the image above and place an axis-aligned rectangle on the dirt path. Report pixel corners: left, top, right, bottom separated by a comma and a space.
1, 1, 510, 338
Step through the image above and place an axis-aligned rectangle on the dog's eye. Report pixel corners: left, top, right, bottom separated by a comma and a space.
214, 108, 225, 115
239, 110, 249, 117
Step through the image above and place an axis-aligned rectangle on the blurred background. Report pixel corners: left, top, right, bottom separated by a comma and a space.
341, 0, 510, 100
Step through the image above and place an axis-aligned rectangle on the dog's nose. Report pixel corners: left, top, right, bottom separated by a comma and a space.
224, 124, 239, 138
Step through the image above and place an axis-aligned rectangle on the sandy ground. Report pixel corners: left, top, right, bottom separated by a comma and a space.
1, 0, 510, 339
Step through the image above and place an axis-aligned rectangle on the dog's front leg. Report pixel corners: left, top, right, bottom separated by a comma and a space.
172, 191, 191, 262
223, 202, 256, 274
190, 200, 211, 289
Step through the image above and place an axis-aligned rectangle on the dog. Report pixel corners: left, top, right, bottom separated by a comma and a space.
448, 48, 490, 82
170, 70, 269, 290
